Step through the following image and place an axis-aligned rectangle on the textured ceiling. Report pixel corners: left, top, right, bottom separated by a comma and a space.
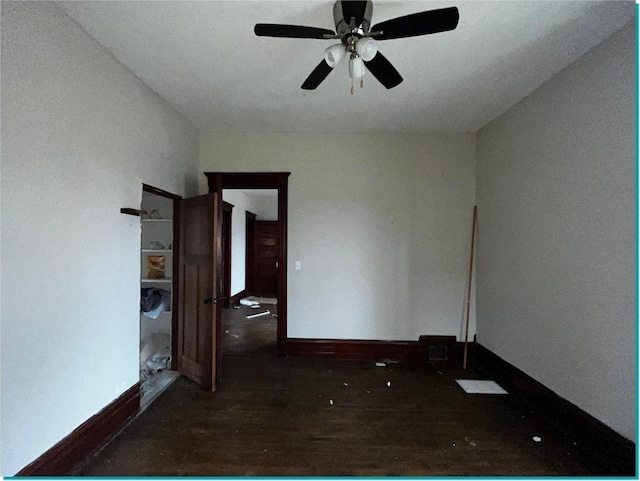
56, 1, 633, 133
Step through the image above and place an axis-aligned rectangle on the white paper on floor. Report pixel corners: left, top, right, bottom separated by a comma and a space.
455, 379, 508, 394
242, 296, 277, 305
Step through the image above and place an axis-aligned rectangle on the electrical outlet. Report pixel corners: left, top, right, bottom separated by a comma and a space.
295, 261, 301, 271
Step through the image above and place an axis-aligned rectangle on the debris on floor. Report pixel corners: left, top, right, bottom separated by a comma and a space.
242, 296, 277, 305
139, 333, 171, 394
387, 381, 391, 387
246, 310, 271, 319
329, 399, 334, 405
375, 362, 386, 367
455, 379, 508, 394
239, 298, 260, 307
464, 436, 477, 447
533, 436, 542, 442
344, 382, 348, 386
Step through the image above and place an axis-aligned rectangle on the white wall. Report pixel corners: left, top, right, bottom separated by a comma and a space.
200, 133, 476, 341
222, 190, 279, 297
246, 190, 278, 221
476, 21, 635, 441
222, 190, 251, 296
0, 2, 199, 475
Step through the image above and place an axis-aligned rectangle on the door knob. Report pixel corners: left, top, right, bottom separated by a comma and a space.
203, 297, 224, 304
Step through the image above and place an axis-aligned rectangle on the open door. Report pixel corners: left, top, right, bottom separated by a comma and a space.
253, 221, 279, 295
176, 193, 220, 391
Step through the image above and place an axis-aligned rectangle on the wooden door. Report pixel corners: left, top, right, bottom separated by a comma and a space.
221, 202, 233, 309
253, 221, 278, 295
176, 193, 218, 391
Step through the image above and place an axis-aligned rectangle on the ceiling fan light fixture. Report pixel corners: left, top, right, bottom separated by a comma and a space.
355, 37, 377, 61
256, 0, 460, 91
349, 55, 365, 79
324, 43, 346, 68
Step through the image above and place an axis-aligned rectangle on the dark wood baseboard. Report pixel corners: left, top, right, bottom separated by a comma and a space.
472, 343, 636, 476
16, 383, 140, 476
284, 336, 458, 364
229, 290, 247, 305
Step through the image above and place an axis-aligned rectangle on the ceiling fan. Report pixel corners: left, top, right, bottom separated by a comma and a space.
254, 0, 459, 92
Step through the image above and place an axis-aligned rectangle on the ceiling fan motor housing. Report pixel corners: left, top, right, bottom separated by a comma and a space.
333, 0, 373, 42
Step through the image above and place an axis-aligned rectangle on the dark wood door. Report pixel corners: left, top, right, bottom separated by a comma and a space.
253, 221, 278, 295
177, 193, 218, 391
221, 202, 233, 309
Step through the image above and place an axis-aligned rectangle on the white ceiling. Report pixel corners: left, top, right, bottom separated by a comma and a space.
56, 1, 633, 133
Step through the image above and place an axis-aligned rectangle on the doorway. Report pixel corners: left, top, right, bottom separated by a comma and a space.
220, 189, 279, 357
205, 172, 289, 359
139, 184, 181, 408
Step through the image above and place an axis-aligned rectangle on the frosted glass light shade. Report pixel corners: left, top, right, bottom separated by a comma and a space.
349, 56, 365, 79
355, 38, 377, 62
324, 44, 346, 68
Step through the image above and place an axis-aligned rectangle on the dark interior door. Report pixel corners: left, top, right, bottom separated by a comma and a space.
177, 193, 218, 391
221, 202, 233, 309
253, 220, 278, 295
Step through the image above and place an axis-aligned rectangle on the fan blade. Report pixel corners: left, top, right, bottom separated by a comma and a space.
301, 60, 334, 90
254, 24, 335, 39
371, 6, 459, 40
342, 1, 368, 27
364, 52, 403, 89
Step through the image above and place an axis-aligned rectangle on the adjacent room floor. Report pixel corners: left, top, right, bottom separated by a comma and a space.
77, 305, 626, 476
220, 301, 277, 357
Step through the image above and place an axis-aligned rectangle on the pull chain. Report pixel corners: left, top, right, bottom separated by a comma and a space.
350, 77, 364, 94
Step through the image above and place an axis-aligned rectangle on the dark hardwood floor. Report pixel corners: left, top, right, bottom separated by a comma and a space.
77, 306, 624, 476
220, 302, 277, 357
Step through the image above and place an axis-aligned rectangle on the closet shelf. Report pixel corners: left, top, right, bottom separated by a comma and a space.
141, 249, 172, 253
141, 278, 172, 283
142, 219, 172, 223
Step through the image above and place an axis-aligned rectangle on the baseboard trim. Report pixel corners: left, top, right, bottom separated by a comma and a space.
284, 336, 458, 364
16, 383, 140, 476
473, 343, 636, 476
229, 290, 247, 304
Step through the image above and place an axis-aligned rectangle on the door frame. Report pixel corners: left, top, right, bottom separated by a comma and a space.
222, 201, 233, 309
205, 172, 290, 357
141, 184, 182, 371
